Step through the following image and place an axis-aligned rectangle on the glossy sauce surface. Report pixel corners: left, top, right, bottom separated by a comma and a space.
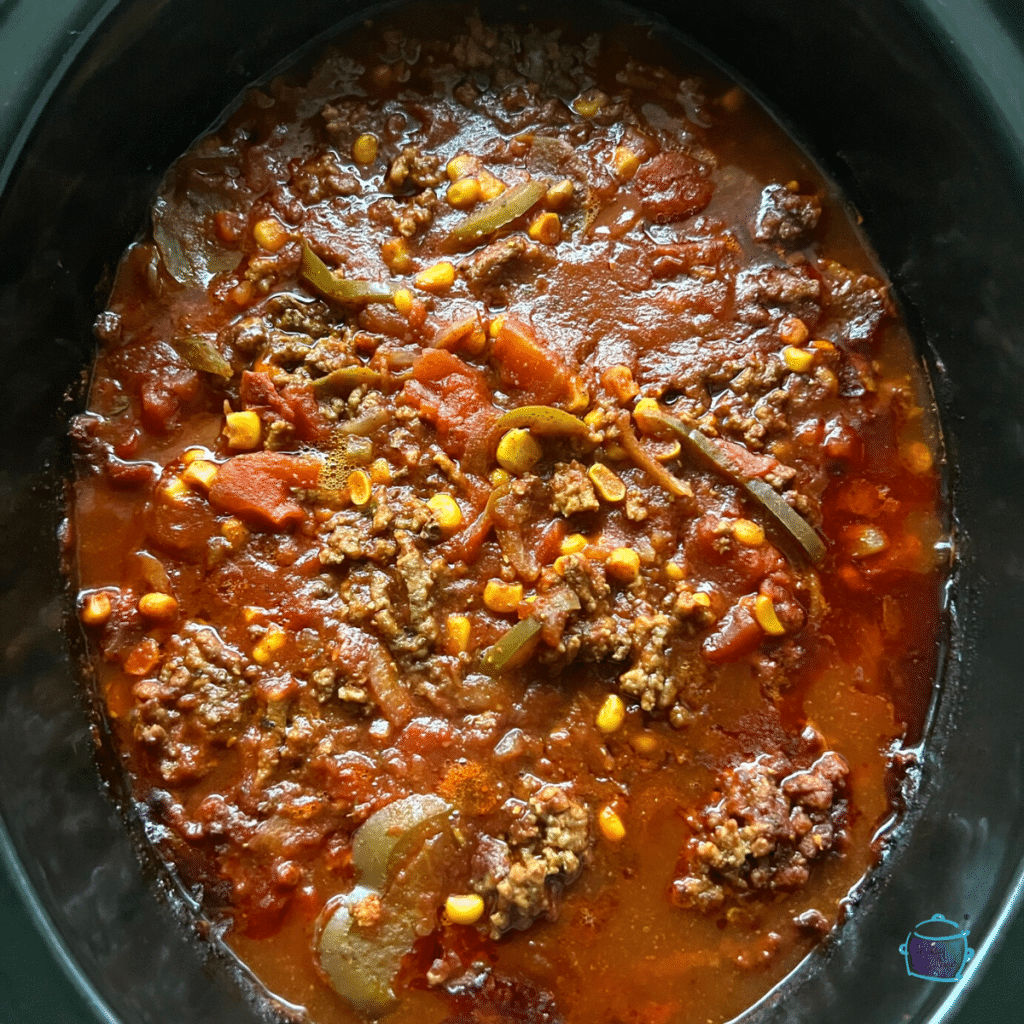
71, 10, 947, 1024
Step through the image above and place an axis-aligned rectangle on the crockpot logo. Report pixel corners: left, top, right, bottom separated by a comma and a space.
899, 913, 975, 982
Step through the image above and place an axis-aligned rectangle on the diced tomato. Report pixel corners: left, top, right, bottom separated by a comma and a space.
140, 367, 199, 433
208, 451, 320, 530
404, 348, 497, 469
240, 371, 330, 443
491, 316, 569, 404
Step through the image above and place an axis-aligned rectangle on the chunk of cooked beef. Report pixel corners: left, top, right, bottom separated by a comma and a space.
752, 184, 821, 245
550, 461, 599, 517
671, 751, 850, 912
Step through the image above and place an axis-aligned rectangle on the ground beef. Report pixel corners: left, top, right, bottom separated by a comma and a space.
387, 145, 444, 190
473, 783, 591, 939
550, 461, 599, 517
752, 184, 821, 245
618, 612, 675, 712
672, 751, 850, 912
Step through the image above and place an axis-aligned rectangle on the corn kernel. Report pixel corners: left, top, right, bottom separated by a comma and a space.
613, 146, 641, 181
414, 261, 456, 293
224, 410, 261, 450
370, 458, 392, 485
560, 533, 588, 556
181, 447, 209, 465
490, 467, 511, 488
243, 606, 264, 624
161, 476, 189, 503
602, 364, 639, 401
221, 517, 248, 548
182, 459, 218, 492
253, 626, 286, 665
253, 217, 289, 252
779, 316, 809, 346
632, 397, 662, 434
566, 376, 590, 413
902, 440, 934, 474
487, 315, 505, 339
546, 178, 575, 209
598, 805, 626, 842
496, 428, 542, 475
477, 170, 506, 201
445, 614, 472, 655
573, 91, 607, 118
483, 579, 523, 614
352, 133, 379, 165
447, 177, 481, 209
606, 547, 641, 583
80, 591, 113, 626
588, 463, 626, 503
382, 238, 413, 274
631, 732, 659, 755
428, 493, 464, 532
347, 469, 372, 507
783, 346, 815, 373
665, 562, 684, 581
138, 592, 178, 622
444, 893, 484, 926
732, 519, 765, 546
446, 153, 478, 181
811, 339, 836, 352
394, 288, 415, 315
596, 693, 626, 734
692, 592, 711, 608
754, 594, 786, 636
584, 408, 604, 429
528, 211, 561, 245
553, 554, 572, 575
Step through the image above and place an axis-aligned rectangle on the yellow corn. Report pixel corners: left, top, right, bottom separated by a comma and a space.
138, 592, 178, 622
160, 476, 189, 503
598, 805, 626, 842
654, 440, 682, 462
253, 217, 289, 252
603, 364, 639, 401
446, 153, 478, 181
181, 459, 218, 492
632, 397, 661, 433
489, 467, 511, 488
811, 339, 836, 352
560, 533, 587, 556
783, 346, 815, 373
588, 463, 626, 503
754, 594, 786, 636
779, 316, 809, 346
665, 562, 684, 581
80, 591, 113, 626
496, 428, 542, 475
447, 177, 481, 209
483, 579, 523, 614
224, 410, 261, 450
394, 288, 415, 315
477, 170, 506, 201
692, 592, 711, 608
253, 626, 287, 665
352, 133, 379, 165
487, 315, 505, 339
613, 146, 641, 181
445, 614, 472, 656
732, 519, 765, 546
382, 238, 413, 274
347, 469, 372, 507
414, 261, 456, 293
370, 458, 392, 485
546, 179, 574, 209
444, 893, 484, 926
596, 693, 626, 734
606, 547, 641, 583
181, 447, 208, 465
428, 493, 463, 532
528, 211, 561, 245
221, 517, 249, 549
902, 440, 934, 474
631, 733, 658, 755
566, 376, 590, 413
573, 91, 607, 118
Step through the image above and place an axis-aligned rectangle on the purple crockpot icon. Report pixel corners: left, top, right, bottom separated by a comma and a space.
899, 913, 974, 981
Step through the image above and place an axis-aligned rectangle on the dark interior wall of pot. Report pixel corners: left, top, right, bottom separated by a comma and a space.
0, 1, 1022, 1023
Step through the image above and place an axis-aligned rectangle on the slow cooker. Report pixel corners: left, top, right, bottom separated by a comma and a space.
1, 1, 1022, 1022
